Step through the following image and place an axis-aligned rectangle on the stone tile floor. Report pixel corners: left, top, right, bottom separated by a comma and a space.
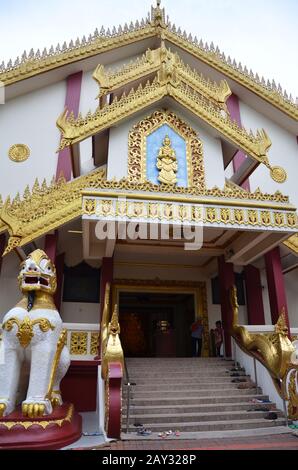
90, 433, 298, 450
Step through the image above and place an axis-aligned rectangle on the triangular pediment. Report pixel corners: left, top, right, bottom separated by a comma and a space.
1, 2, 297, 129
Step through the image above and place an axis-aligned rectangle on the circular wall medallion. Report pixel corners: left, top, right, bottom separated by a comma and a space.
270, 166, 287, 183
8, 144, 30, 162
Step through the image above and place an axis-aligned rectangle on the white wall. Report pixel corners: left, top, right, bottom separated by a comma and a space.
79, 69, 99, 116
234, 341, 284, 412
239, 100, 298, 207
0, 81, 65, 199
60, 301, 100, 324
284, 269, 298, 328
107, 106, 225, 189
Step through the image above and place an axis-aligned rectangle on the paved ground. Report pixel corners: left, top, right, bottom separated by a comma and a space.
91, 433, 298, 450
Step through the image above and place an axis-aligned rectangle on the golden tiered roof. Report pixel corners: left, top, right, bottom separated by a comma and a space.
0, 2, 297, 121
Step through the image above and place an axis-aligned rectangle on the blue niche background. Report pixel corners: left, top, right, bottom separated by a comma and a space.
146, 124, 188, 187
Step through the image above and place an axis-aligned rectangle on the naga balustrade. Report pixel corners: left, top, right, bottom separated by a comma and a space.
230, 285, 298, 421
100, 283, 124, 439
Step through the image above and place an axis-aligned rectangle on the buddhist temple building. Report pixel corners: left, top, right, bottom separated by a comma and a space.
0, 1, 298, 446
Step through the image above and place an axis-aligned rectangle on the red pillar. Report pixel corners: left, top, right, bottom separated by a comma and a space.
218, 255, 235, 357
44, 232, 64, 310
0, 234, 6, 274
244, 265, 265, 325
44, 232, 58, 263
54, 253, 65, 311
56, 71, 83, 181
226, 94, 250, 191
265, 246, 290, 333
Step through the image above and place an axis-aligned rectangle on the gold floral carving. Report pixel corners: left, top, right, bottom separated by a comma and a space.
8, 144, 30, 163
1, 5, 296, 121
128, 110, 205, 189
163, 28, 298, 121
93, 44, 231, 106
70, 332, 88, 355
91, 332, 99, 355
83, 194, 297, 230
0, 163, 295, 256
0, 167, 106, 255
0, 404, 74, 430
283, 233, 298, 254
3, 316, 55, 348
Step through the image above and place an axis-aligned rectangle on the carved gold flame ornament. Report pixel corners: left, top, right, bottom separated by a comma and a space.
156, 135, 178, 185
3, 316, 55, 348
8, 144, 30, 163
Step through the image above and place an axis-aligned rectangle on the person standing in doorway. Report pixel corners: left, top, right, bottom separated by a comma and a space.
214, 320, 223, 357
191, 318, 204, 357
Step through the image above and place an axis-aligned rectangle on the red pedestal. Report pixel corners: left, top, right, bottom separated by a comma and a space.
0, 403, 82, 450
61, 360, 99, 412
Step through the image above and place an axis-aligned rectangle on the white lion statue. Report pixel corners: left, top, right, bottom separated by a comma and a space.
0, 249, 70, 418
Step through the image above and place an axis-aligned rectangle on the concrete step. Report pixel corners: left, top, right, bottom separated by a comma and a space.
123, 402, 276, 415
123, 394, 270, 407
124, 387, 262, 398
123, 377, 250, 390
123, 358, 281, 436
129, 373, 247, 381
123, 418, 286, 433
122, 409, 282, 424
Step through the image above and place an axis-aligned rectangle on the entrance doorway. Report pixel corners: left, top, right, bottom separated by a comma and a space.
118, 292, 195, 357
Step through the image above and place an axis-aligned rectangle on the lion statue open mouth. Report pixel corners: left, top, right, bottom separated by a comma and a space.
0, 249, 70, 418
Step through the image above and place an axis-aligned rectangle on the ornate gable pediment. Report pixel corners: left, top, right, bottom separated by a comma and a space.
127, 110, 205, 191
57, 64, 279, 182
1, 2, 297, 123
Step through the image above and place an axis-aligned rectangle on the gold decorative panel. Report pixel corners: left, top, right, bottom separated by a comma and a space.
70, 332, 88, 355
128, 110, 205, 190
91, 332, 99, 355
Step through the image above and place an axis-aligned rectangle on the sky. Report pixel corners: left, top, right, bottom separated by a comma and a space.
0, 0, 297, 97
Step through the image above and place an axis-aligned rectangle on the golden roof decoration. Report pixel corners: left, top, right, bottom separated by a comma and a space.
0, 168, 106, 256
1, 1, 297, 120
283, 233, 298, 254
93, 43, 231, 106
57, 73, 279, 178
0, 166, 294, 256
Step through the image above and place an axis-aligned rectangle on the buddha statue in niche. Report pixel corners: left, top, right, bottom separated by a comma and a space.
156, 135, 178, 185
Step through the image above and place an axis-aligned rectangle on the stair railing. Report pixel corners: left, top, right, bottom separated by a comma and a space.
123, 357, 136, 433
100, 284, 124, 438
230, 285, 298, 422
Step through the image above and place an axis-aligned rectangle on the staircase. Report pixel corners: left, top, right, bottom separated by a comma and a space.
122, 357, 287, 436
